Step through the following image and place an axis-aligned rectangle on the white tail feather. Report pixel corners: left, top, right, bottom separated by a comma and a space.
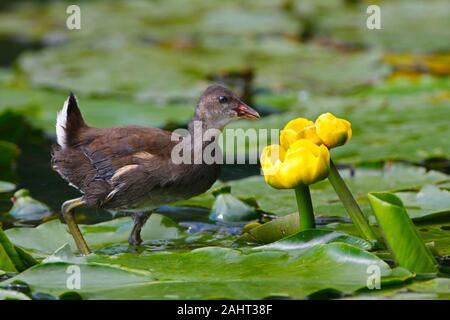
56, 96, 69, 148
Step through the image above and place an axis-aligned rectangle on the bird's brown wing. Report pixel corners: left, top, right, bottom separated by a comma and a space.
52, 126, 180, 207
78, 126, 176, 181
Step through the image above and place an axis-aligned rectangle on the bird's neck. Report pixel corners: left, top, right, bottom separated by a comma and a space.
186, 117, 223, 164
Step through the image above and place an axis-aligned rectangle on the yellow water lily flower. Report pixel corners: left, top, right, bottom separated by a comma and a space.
280, 118, 322, 149
260, 139, 330, 189
260, 144, 286, 189
315, 113, 352, 149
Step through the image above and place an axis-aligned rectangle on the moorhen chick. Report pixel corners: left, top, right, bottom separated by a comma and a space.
52, 85, 259, 255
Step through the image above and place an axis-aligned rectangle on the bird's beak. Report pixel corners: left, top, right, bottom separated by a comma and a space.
234, 101, 260, 120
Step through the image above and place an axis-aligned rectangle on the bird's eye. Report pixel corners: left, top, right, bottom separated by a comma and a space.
218, 96, 229, 104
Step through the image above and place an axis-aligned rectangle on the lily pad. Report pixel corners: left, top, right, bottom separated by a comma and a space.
5, 214, 183, 257
8, 189, 53, 222
350, 277, 450, 300
0, 289, 30, 300
395, 185, 450, 221
238, 213, 300, 244
254, 229, 372, 251
209, 186, 259, 223
4, 243, 413, 299
300, 0, 450, 52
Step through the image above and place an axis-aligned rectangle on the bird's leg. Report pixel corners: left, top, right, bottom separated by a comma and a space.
128, 212, 150, 246
61, 198, 91, 255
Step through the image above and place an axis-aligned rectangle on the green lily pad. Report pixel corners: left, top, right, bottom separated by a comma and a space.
395, 185, 450, 221
0, 289, 31, 300
8, 189, 53, 222
238, 213, 300, 244
305, 0, 450, 52
254, 229, 372, 251
5, 214, 183, 257
414, 224, 450, 257
324, 220, 450, 258
209, 186, 259, 223
408, 278, 450, 297
350, 277, 450, 300
4, 243, 413, 299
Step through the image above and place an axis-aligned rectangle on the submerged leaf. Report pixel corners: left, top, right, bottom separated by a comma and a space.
8, 189, 53, 222
239, 213, 299, 244
209, 187, 259, 223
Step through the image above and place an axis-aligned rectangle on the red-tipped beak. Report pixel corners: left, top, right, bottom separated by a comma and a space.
10, 197, 16, 203
234, 101, 260, 120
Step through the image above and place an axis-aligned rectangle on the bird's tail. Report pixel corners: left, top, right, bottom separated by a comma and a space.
56, 93, 87, 148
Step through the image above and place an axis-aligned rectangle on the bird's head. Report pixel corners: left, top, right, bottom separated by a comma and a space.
194, 84, 260, 129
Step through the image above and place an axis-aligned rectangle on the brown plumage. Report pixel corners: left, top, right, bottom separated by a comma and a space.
52, 85, 259, 254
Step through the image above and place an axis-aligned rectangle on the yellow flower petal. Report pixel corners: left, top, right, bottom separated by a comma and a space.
297, 125, 323, 146
315, 113, 352, 149
281, 117, 323, 148
283, 118, 314, 132
260, 145, 286, 189
280, 129, 299, 150
279, 139, 330, 187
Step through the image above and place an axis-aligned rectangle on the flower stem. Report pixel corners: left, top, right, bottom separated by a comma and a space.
328, 159, 377, 241
295, 184, 315, 230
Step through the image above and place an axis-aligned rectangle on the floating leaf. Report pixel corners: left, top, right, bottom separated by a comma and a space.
304, 0, 450, 52
255, 229, 372, 252
4, 244, 413, 299
395, 185, 450, 221
8, 189, 53, 222
5, 214, 183, 257
0, 289, 30, 300
209, 186, 259, 223
239, 213, 299, 244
